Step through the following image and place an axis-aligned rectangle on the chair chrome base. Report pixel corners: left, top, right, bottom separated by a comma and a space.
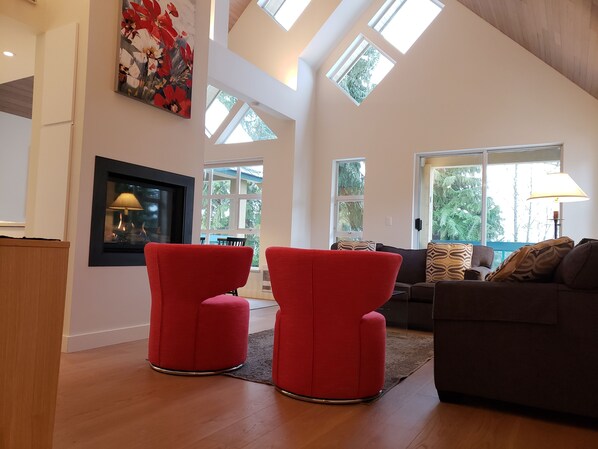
149, 362, 244, 376
275, 387, 382, 404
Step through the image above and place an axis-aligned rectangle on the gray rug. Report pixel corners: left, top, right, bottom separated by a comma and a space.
224, 328, 433, 398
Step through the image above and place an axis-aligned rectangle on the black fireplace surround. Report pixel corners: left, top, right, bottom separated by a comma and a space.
89, 156, 194, 266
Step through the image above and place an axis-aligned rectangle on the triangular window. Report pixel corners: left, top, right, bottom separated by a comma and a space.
223, 106, 277, 144
205, 85, 238, 137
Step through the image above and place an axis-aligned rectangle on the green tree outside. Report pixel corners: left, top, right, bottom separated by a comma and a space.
431, 166, 503, 241
339, 46, 381, 104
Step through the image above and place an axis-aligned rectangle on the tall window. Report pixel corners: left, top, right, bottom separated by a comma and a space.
333, 159, 366, 242
202, 163, 263, 267
417, 146, 561, 265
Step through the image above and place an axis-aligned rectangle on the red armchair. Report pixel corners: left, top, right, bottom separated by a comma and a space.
144, 243, 253, 375
265, 247, 402, 403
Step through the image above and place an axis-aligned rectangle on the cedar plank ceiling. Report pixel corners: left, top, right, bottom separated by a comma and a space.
456, 0, 598, 100
228, 0, 598, 101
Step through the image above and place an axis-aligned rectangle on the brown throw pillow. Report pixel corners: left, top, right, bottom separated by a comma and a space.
425, 242, 473, 283
337, 240, 376, 251
487, 237, 574, 282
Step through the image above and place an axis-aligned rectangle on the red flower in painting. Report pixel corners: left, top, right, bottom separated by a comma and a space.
156, 51, 172, 78
121, 7, 142, 40
132, 0, 178, 49
167, 3, 179, 17
154, 85, 191, 118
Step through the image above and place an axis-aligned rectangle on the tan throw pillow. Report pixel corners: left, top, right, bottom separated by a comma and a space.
425, 242, 473, 283
487, 237, 574, 282
337, 240, 376, 251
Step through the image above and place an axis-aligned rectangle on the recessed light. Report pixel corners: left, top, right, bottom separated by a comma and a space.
3, 51, 15, 57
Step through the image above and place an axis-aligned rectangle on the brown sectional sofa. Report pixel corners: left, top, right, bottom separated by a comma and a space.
433, 239, 598, 419
331, 242, 495, 331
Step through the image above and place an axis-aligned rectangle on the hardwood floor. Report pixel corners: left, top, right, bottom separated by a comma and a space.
53, 306, 598, 449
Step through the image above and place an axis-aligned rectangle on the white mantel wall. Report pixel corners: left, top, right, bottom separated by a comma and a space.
311, 0, 598, 249
63, 0, 209, 351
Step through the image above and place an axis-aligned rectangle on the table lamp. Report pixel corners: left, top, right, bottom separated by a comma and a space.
109, 192, 143, 232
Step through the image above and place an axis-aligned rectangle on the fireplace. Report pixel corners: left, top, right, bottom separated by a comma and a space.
89, 156, 194, 266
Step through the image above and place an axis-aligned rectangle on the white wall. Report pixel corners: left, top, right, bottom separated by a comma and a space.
59, 0, 210, 351
0, 111, 30, 223
228, 0, 340, 87
311, 0, 598, 249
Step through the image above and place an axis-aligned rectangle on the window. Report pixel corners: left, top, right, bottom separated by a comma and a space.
223, 105, 277, 144
205, 85, 238, 137
202, 163, 263, 267
258, 0, 311, 31
370, 0, 443, 54
333, 159, 366, 242
327, 36, 394, 105
416, 146, 561, 266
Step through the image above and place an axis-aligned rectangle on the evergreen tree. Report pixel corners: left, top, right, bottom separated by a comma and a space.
431, 167, 503, 241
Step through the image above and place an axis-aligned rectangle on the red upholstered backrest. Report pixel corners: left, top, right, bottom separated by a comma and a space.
266, 247, 401, 319
145, 243, 253, 301
265, 247, 402, 394
144, 243, 253, 364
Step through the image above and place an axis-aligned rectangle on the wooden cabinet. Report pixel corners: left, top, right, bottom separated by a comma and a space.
0, 239, 69, 449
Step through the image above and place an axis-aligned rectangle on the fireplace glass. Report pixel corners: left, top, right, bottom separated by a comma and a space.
89, 157, 194, 266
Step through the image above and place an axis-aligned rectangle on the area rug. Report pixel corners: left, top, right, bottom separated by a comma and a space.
224, 329, 433, 398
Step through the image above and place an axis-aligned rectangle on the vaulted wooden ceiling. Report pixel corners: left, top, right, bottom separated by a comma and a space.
229, 0, 598, 101
456, 0, 598, 100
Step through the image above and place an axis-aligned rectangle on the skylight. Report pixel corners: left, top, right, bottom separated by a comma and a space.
205, 85, 238, 138
224, 106, 277, 144
258, 0, 312, 31
370, 0, 444, 54
327, 36, 395, 105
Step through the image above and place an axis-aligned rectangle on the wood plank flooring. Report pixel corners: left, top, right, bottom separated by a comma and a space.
53, 306, 598, 449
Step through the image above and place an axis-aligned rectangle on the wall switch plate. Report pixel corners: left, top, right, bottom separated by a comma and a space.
385, 216, 393, 226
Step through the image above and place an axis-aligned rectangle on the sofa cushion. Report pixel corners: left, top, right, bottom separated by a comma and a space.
379, 246, 427, 284
472, 245, 494, 269
336, 240, 376, 251
554, 240, 598, 289
487, 237, 574, 282
425, 242, 473, 283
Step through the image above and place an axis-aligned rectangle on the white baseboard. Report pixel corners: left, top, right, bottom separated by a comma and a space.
62, 324, 150, 353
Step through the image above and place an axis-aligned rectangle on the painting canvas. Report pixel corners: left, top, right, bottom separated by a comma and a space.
117, 0, 195, 118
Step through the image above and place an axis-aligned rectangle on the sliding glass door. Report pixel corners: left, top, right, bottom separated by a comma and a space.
417, 145, 561, 266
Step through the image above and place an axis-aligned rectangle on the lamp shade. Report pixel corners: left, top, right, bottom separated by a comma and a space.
109, 192, 144, 211
528, 173, 589, 203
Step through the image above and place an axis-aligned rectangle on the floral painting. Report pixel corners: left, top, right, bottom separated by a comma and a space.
117, 0, 195, 118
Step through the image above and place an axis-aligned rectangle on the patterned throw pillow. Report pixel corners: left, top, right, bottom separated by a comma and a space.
425, 242, 473, 283
487, 237, 574, 282
337, 240, 376, 251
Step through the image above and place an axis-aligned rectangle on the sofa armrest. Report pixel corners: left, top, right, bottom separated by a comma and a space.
464, 266, 492, 280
